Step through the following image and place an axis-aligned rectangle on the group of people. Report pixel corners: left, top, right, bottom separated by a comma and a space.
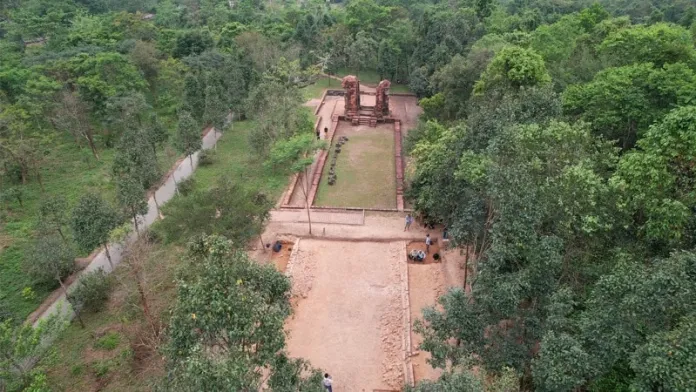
405, 213, 443, 254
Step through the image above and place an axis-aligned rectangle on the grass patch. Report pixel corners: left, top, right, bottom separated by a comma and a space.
0, 134, 179, 321
94, 332, 121, 351
301, 77, 338, 101
333, 68, 411, 93
189, 121, 287, 198
314, 128, 396, 209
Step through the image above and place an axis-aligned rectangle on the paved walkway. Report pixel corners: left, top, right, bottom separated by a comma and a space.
265, 211, 439, 243
32, 129, 222, 327
271, 209, 365, 226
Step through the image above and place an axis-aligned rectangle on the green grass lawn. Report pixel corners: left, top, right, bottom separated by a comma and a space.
0, 135, 179, 321
301, 77, 340, 101
185, 121, 287, 198
333, 68, 411, 93
314, 129, 396, 209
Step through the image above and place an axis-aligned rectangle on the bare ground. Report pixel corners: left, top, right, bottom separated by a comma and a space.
285, 239, 405, 392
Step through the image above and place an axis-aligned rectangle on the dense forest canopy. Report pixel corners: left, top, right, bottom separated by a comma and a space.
1, 0, 696, 390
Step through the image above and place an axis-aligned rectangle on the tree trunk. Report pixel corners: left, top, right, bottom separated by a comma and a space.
259, 234, 265, 251
463, 247, 469, 292
134, 266, 157, 337
59, 277, 85, 328
301, 169, 313, 235
153, 193, 161, 218
104, 243, 114, 270
57, 227, 66, 242
85, 131, 99, 160
132, 210, 140, 234
173, 173, 180, 195
34, 166, 44, 193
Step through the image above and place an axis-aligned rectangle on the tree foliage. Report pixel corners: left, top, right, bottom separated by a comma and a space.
162, 235, 322, 391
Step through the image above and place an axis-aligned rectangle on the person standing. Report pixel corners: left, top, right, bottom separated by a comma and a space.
316, 129, 321, 140
425, 234, 432, 253
323, 373, 333, 392
404, 214, 413, 231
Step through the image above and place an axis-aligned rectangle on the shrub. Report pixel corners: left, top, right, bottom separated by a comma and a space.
94, 332, 120, 351
198, 149, 215, 166
71, 269, 113, 313
176, 177, 196, 196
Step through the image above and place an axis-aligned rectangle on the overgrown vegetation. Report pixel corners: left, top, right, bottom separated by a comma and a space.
2, 0, 695, 390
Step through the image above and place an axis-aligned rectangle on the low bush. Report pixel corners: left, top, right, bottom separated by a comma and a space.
71, 269, 113, 313
198, 150, 215, 166
176, 177, 196, 196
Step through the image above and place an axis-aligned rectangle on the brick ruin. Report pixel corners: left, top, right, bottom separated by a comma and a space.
342, 75, 361, 119
341, 75, 392, 127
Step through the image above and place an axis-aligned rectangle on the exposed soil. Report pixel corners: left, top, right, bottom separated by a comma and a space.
270, 240, 294, 273
406, 240, 441, 265
285, 239, 405, 392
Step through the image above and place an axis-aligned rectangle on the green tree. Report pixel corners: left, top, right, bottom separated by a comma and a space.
266, 134, 326, 235
376, 39, 400, 81
26, 235, 75, 287
245, 75, 311, 154
599, 22, 696, 67
113, 126, 161, 189
563, 62, 696, 148
147, 114, 169, 160
70, 193, 121, 268
347, 31, 378, 76
611, 106, 696, 250
37, 196, 69, 241
26, 235, 85, 328
172, 29, 213, 59
70, 269, 112, 314
157, 178, 272, 245
474, 46, 551, 94
0, 315, 63, 390
116, 173, 148, 234
203, 81, 227, 140
162, 235, 322, 390
182, 73, 205, 123
410, 120, 619, 386
175, 110, 202, 167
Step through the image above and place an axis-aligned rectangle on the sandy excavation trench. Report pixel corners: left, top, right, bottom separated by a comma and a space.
284, 239, 408, 392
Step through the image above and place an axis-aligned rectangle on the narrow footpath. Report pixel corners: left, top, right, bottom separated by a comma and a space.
32, 128, 222, 327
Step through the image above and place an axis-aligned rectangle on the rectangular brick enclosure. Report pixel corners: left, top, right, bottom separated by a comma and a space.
314, 123, 397, 210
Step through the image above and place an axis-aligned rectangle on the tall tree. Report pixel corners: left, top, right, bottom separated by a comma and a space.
27, 235, 84, 328
162, 235, 323, 390
51, 90, 100, 160
36, 196, 70, 241
175, 110, 202, 167
474, 46, 552, 94
612, 105, 696, 250
266, 133, 325, 235
563, 62, 696, 148
70, 193, 121, 268
116, 173, 149, 234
